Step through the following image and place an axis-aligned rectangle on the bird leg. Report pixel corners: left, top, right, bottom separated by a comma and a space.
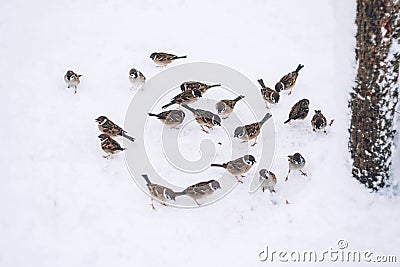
74, 85, 77, 94
271, 188, 276, 193
103, 154, 111, 159
150, 199, 156, 210
300, 170, 308, 176
251, 138, 257, 147
262, 187, 265, 192
288, 89, 292, 95
194, 199, 201, 206
285, 169, 291, 181
200, 126, 209, 134
236, 176, 244, 184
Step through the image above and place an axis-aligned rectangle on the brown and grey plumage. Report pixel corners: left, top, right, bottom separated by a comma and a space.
275, 64, 304, 94
141, 174, 176, 210
285, 153, 307, 181
259, 169, 277, 193
284, 99, 310, 124
129, 68, 146, 89
148, 110, 185, 128
311, 110, 332, 134
182, 104, 221, 133
98, 134, 126, 158
95, 116, 135, 142
175, 180, 221, 205
215, 95, 245, 119
211, 155, 256, 183
162, 89, 202, 109
257, 79, 280, 108
180, 81, 221, 93
234, 113, 272, 146
64, 70, 82, 93
150, 52, 187, 66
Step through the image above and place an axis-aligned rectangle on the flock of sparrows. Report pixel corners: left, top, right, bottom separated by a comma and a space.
64, 52, 334, 209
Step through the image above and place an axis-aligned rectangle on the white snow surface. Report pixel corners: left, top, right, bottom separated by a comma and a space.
1, 0, 399, 266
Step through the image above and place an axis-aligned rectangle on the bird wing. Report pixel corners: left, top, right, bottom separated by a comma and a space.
244, 123, 260, 137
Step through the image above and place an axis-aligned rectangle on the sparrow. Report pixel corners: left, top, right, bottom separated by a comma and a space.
215, 95, 245, 119
211, 154, 256, 183
129, 68, 146, 89
259, 169, 277, 193
181, 104, 221, 133
95, 116, 135, 142
257, 79, 280, 108
311, 110, 328, 133
149, 52, 187, 66
180, 81, 221, 93
98, 134, 126, 158
275, 64, 304, 94
141, 174, 176, 210
175, 180, 221, 206
285, 153, 307, 181
284, 99, 310, 124
162, 89, 202, 109
148, 110, 185, 128
234, 112, 272, 146
64, 70, 82, 93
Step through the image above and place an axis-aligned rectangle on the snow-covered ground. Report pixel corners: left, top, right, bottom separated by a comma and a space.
1, 0, 399, 266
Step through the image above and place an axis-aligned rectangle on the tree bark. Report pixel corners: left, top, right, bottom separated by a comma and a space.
349, 0, 400, 190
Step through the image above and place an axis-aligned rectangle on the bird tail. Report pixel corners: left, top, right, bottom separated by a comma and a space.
122, 132, 135, 142
233, 95, 245, 103
260, 113, 272, 125
295, 64, 304, 73
141, 174, 151, 185
148, 113, 162, 119
207, 84, 222, 89
174, 55, 187, 59
284, 118, 291, 124
211, 163, 227, 168
162, 102, 174, 109
181, 104, 195, 113
174, 191, 186, 196
257, 79, 266, 88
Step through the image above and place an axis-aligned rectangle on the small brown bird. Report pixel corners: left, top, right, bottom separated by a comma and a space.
257, 79, 280, 108
234, 113, 272, 146
284, 99, 310, 124
180, 81, 221, 93
275, 64, 304, 94
259, 169, 277, 193
215, 95, 245, 119
64, 70, 82, 93
175, 180, 221, 206
311, 110, 328, 133
286, 153, 307, 181
95, 116, 135, 142
148, 110, 185, 128
211, 155, 256, 183
141, 174, 176, 210
162, 89, 202, 109
98, 134, 126, 158
150, 52, 187, 66
129, 68, 146, 89
182, 104, 221, 133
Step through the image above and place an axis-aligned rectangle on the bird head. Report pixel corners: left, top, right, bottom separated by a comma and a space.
210, 180, 221, 190
244, 155, 256, 165
129, 68, 138, 79
95, 116, 108, 124
234, 126, 246, 138
163, 188, 176, 201
215, 102, 226, 114
149, 53, 157, 60
98, 134, 109, 141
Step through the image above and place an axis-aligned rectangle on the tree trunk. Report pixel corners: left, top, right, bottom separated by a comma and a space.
349, 0, 400, 190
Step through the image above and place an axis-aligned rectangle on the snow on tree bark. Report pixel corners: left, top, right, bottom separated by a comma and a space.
349, 0, 400, 190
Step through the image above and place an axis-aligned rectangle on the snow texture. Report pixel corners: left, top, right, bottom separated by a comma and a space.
0, 0, 399, 266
